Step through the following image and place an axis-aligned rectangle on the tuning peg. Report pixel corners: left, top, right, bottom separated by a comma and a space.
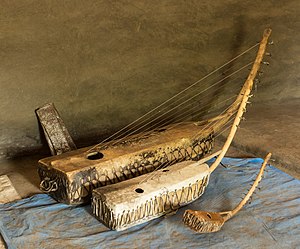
262, 61, 270, 65
248, 196, 253, 205
268, 40, 274, 45
265, 52, 272, 57
220, 162, 227, 168
254, 83, 258, 92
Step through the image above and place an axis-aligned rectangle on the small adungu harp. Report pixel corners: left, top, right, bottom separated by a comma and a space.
92, 160, 211, 231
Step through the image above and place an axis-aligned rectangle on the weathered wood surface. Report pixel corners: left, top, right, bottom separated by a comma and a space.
92, 161, 210, 230
36, 103, 77, 155
183, 153, 272, 233
208, 28, 272, 173
38, 122, 214, 204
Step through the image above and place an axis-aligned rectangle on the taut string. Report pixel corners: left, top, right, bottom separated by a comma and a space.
87, 43, 259, 153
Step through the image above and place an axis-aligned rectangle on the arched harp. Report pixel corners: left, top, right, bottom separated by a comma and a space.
38, 29, 272, 230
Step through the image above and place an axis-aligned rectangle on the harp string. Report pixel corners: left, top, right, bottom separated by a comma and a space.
133, 61, 247, 133
114, 59, 250, 134
149, 94, 237, 133
111, 62, 252, 143
88, 63, 249, 151
100, 91, 237, 154
138, 110, 237, 185
94, 60, 252, 150
142, 106, 239, 185
89, 60, 251, 151
138, 103, 239, 185
87, 43, 259, 152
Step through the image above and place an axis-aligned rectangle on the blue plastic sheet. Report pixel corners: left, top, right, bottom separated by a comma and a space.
0, 158, 299, 249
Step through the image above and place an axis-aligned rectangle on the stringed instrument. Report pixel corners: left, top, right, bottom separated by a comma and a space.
183, 153, 271, 233
38, 28, 272, 210
90, 29, 272, 230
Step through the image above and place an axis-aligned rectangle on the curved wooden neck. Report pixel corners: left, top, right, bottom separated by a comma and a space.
209, 28, 272, 173
223, 153, 272, 221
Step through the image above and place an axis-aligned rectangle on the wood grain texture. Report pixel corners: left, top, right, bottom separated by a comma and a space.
38, 122, 214, 204
36, 103, 77, 155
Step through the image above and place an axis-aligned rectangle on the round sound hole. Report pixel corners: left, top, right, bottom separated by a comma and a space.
86, 152, 104, 160
135, 188, 144, 193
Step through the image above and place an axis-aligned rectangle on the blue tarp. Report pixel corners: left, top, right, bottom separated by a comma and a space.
0, 158, 299, 249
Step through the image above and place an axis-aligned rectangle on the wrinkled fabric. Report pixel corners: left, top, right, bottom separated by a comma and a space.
0, 158, 299, 249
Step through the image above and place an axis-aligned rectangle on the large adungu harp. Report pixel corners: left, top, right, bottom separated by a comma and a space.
38, 28, 272, 212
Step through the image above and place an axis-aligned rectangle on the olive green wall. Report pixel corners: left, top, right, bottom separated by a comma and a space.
0, 0, 299, 158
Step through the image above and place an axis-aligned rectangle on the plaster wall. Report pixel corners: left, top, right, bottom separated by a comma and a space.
0, 0, 299, 158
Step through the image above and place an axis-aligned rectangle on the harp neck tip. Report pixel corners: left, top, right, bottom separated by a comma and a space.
264, 28, 272, 37
266, 152, 272, 160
